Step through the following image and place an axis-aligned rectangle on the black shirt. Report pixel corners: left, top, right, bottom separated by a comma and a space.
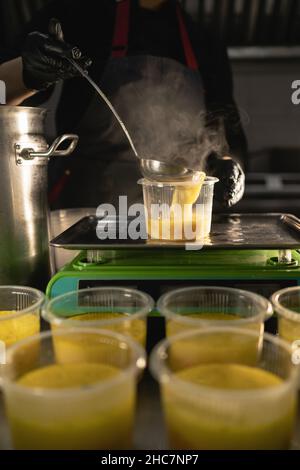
0, 0, 247, 161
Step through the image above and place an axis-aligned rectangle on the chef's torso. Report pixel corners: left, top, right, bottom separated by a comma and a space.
50, 0, 206, 208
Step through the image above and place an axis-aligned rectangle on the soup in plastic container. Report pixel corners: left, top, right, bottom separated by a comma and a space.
139, 176, 218, 242
150, 327, 298, 450
2, 328, 146, 450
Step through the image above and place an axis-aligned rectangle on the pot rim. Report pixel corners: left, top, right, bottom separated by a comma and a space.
0, 105, 47, 113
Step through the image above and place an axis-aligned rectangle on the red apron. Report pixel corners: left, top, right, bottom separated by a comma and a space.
50, 0, 206, 208
112, 0, 198, 69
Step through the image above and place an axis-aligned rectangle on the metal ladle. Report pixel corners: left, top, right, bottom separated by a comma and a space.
67, 56, 198, 182
139, 159, 201, 182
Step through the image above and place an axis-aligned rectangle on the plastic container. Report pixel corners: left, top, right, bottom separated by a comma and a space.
138, 177, 218, 242
158, 286, 273, 339
0, 286, 44, 353
150, 327, 298, 450
43, 287, 154, 347
271, 286, 300, 345
2, 328, 146, 450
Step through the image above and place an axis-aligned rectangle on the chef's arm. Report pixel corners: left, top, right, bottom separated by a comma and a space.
204, 108, 246, 208
195, 29, 247, 207
0, 19, 91, 106
203, 42, 248, 169
202, 45, 247, 207
0, 58, 36, 105
205, 152, 245, 208
206, 100, 247, 169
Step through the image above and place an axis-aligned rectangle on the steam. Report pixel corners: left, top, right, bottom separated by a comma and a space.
110, 59, 231, 172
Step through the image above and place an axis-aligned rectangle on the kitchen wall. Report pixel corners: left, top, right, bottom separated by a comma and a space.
232, 60, 300, 154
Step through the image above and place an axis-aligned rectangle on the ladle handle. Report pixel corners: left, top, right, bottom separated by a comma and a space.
18, 134, 79, 161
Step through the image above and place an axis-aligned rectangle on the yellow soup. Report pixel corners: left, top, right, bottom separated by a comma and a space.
69, 312, 146, 345
163, 363, 296, 450
147, 211, 211, 242
6, 362, 135, 450
146, 175, 209, 242
167, 312, 243, 337
0, 310, 40, 347
172, 183, 204, 205
51, 312, 145, 365
278, 316, 300, 345
167, 315, 263, 370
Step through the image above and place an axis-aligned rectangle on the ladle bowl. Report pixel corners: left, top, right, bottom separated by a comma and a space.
140, 158, 201, 182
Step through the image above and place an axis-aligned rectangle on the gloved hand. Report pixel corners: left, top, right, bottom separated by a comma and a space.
206, 154, 245, 208
22, 18, 92, 91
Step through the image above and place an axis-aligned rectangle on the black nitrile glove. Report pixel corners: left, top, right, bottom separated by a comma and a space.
22, 18, 92, 90
206, 154, 245, 208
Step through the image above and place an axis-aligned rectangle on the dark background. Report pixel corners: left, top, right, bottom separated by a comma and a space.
1, 0, 300, 214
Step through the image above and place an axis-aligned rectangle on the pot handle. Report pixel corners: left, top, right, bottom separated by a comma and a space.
20, 134, 79, 160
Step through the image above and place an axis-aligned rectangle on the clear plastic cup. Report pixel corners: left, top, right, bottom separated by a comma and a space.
271, 287, 300, 346
0, 286, 44, 352
2, 328, 146, 450
43, 287, 154, 348
159, 286, 273, 342
138, 177, 218, 242
150, 327, 299, 450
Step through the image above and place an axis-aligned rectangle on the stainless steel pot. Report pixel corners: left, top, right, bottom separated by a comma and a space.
0, 106, 78, 289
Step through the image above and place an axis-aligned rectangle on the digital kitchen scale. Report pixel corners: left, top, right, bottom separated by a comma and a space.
47, 213, 300, 303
